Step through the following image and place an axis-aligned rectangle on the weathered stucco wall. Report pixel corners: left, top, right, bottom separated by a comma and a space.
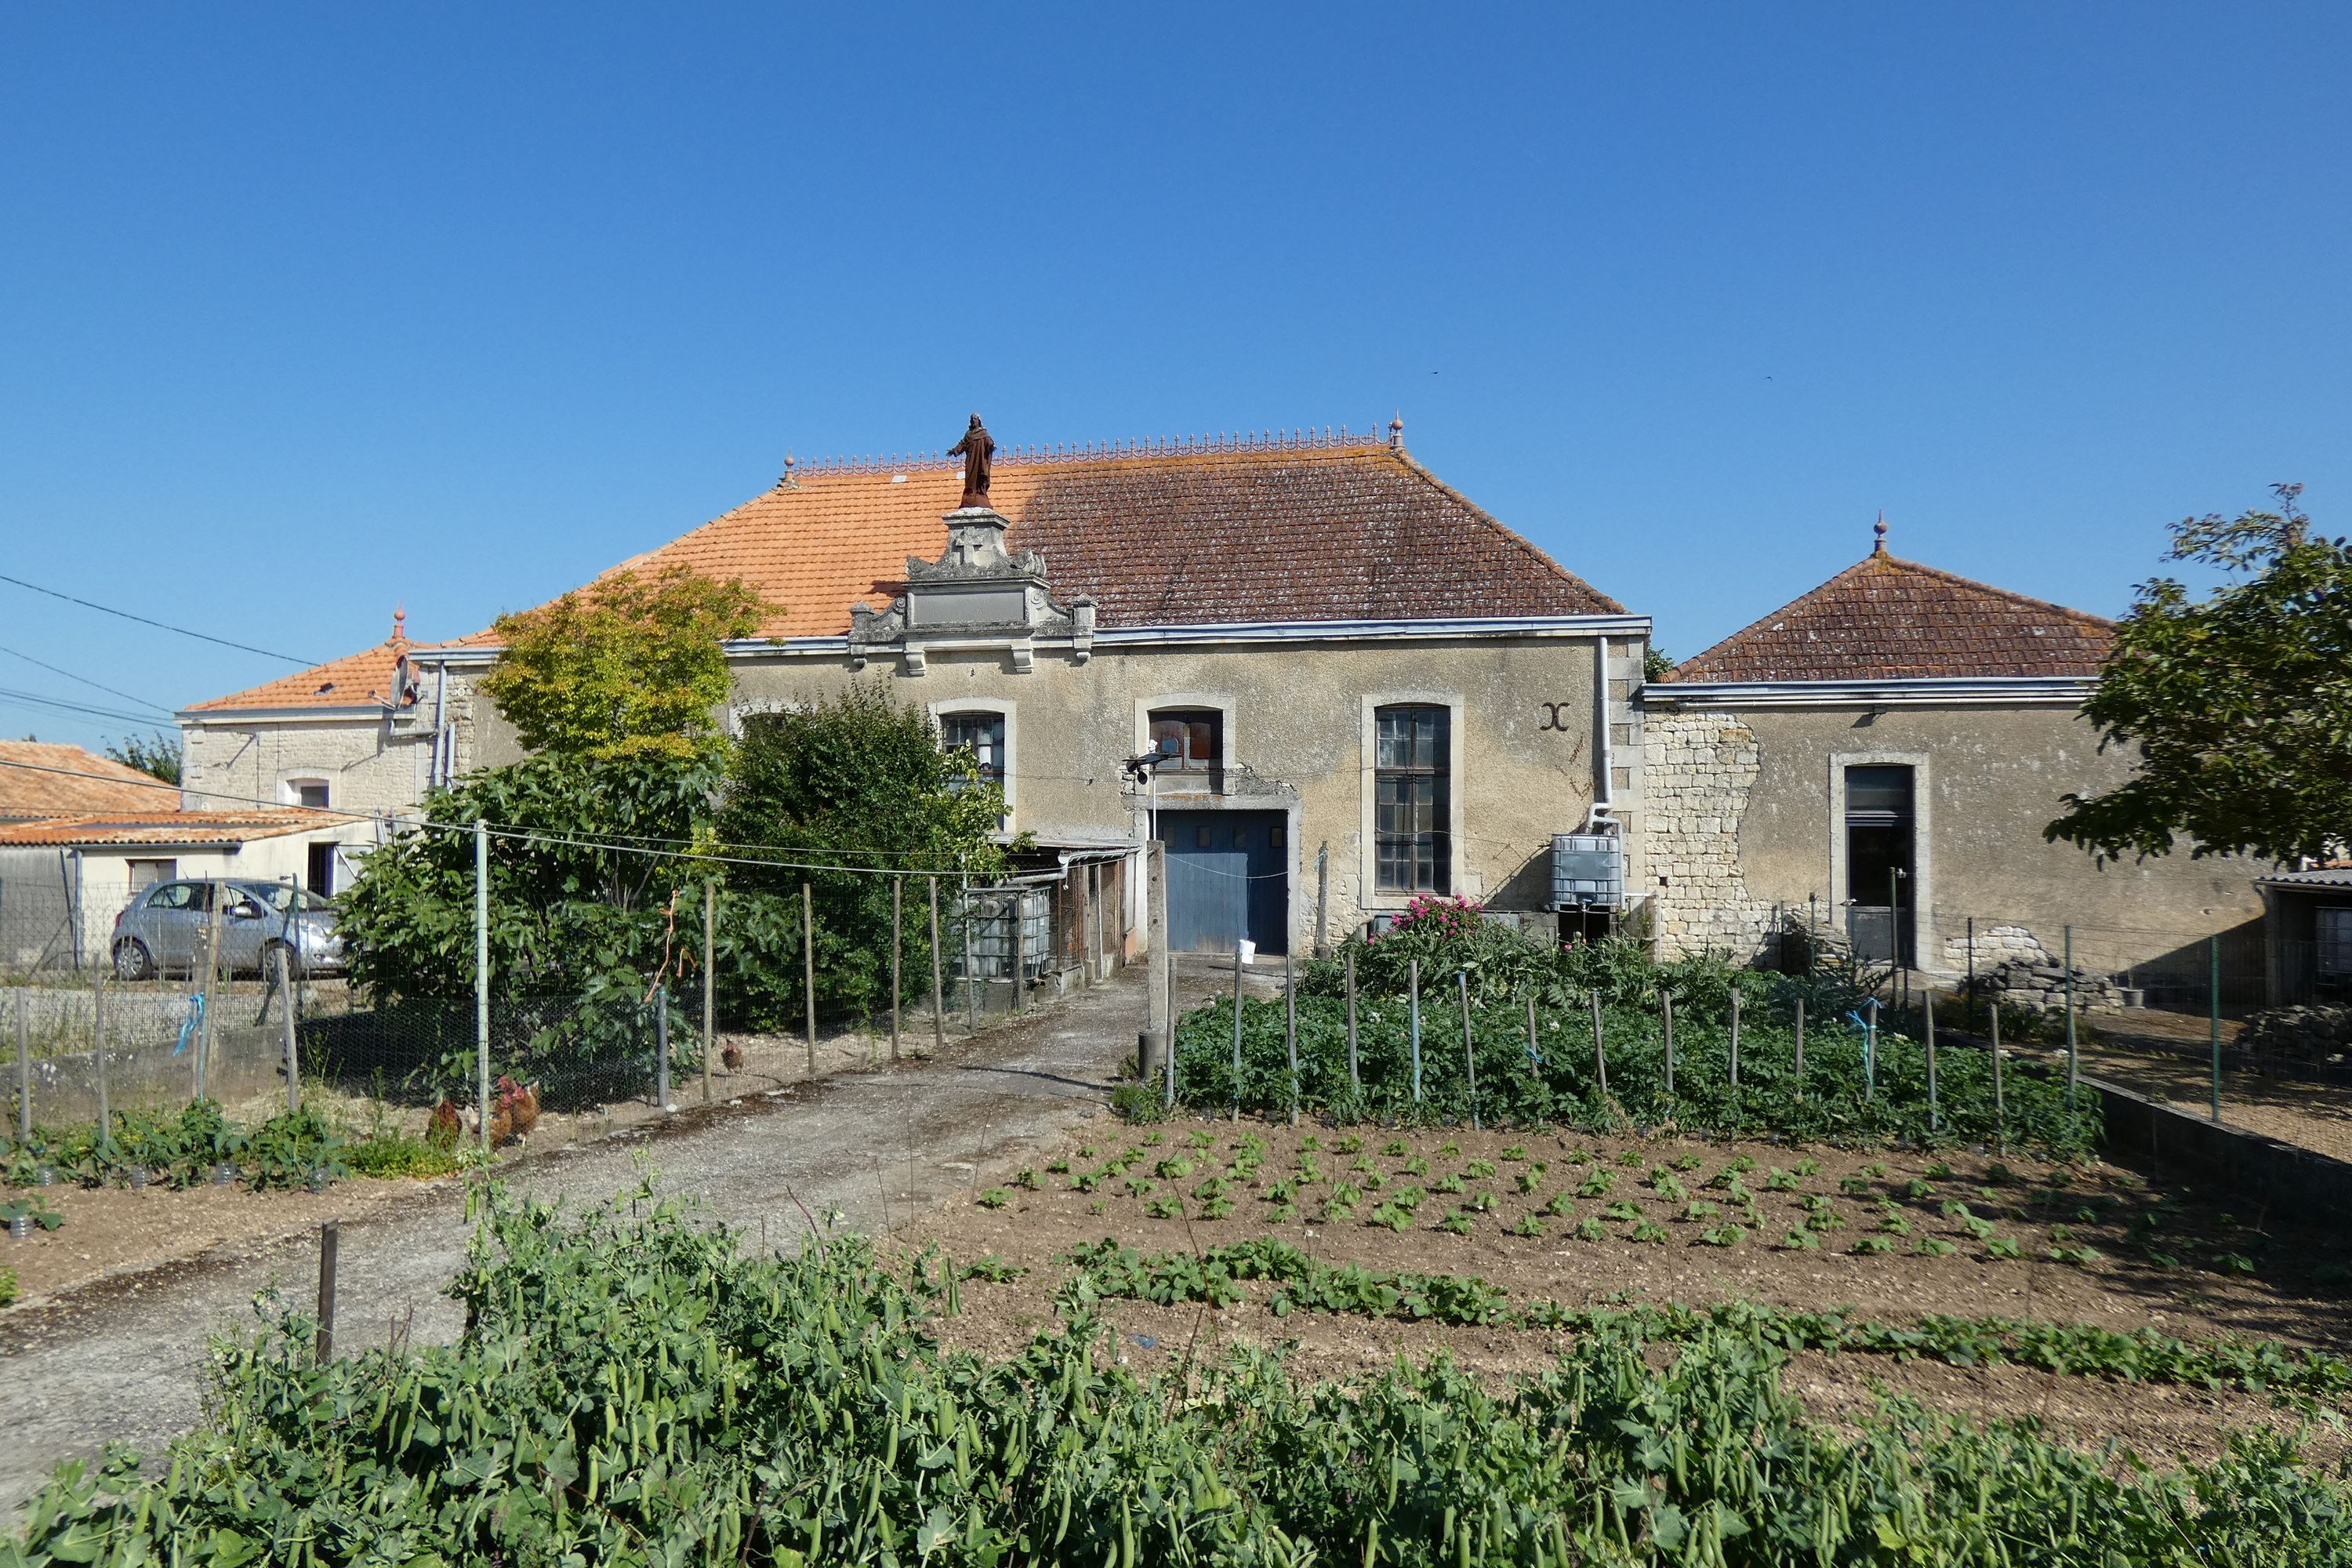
728, 634, 1644, 952
181, 717, 437, 818
1642, 700, 2264, 971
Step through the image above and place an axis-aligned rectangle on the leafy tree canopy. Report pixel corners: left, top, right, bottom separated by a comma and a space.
717, 683, 1015, 1020
2047, 484, 2352, 866
106, 730, 181, 785
478, 565, 774, 762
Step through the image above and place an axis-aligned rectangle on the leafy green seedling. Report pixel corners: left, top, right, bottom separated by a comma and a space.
1045, 1158, 1071, 1174
1268, 1201, 1299, 1224
1681, 1200, 1720, 1223
1465, 1159, 1497, 1180
1629, 1221, 1670, 1245
1436, 1139, 1461, 1159
1506, 1212, 1545, 1238
1381, 1139, 1410, 1158
1298, 1133, 1321, 1151
1439, 1209, 1475, 1236
1334, 1134, 1363, 1154
1145, 1196, 1184, 1219
1616, 1149, 1644, 1167
1650, 1168, 1691, 1203
1014, 1168, 1041, 1190
1764, 1167, 1801, 1192
1199, 1195, 1236, 1221
1778, 1229, 1820, 1251
1514, 1163, 1548, 1194
1542, 1192, 1576, 1218
1913, 1238, 1958, 1258
1696, 1224, 1743, 1248
1573, 1216, 1608, 1243
1398, 1156, 1429, 1178
1839, 1175, 1872, 1196
1903, 1178, 1935, 1201
976, 1188, 1011, 1209
1851, 1236, 1895, 1256
1431, 1172, 1465, 1195
1984, 1236, 2024, 1260
1500, 1143, 1528, 1161
1577, 1168, 1616, 1199
1601, 1200, 1645, 1223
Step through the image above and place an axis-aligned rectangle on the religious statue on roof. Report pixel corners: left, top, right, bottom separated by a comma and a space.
948, 413, 996, 510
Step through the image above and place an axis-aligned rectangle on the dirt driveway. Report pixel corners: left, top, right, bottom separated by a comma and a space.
0, 964, 1170, 1515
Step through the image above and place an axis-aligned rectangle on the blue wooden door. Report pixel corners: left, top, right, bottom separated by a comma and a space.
1163, 811, 1287, 956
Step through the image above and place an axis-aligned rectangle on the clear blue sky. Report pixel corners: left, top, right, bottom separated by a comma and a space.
5, 5, 2348, 757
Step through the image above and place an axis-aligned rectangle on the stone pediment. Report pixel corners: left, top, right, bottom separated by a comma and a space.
848, 506, 1094, 673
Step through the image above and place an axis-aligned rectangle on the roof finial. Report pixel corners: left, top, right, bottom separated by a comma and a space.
781, 450, 797, 488
1872, 511, 1888, 555
1388, 411, 1405, 452
391, 604, 407, 644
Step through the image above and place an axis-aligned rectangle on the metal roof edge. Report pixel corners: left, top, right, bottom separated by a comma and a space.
1642, 677, 2093, 709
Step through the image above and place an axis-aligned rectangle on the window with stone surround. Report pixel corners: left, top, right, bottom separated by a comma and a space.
1374, 705, 1450, 895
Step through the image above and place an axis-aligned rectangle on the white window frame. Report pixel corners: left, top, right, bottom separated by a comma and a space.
1360, 691, 1465, 909
281, 776, 332, 809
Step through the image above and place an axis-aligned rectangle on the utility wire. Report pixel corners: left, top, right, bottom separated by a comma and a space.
0, 570, 317, 665
0, 685, 176, 728
0, 642, 176, 718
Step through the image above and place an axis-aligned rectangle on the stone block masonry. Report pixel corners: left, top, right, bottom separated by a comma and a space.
1642, 710, 1773, 957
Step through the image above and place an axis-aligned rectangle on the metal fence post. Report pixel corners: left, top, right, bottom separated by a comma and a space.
314, 1218, 339, 1365
927, 876, 946, 1058
800, 880, 817, 1074
1924, 990, 1938, 1132
14, 989, 27, 1142
1313, 844, 1329, 960
961, 891, 978, 1034
2209, 934, 2222, 1123
1230, 944, 1244, 1121
1457, 968, 1479, 1131
1343, 945, 1360, 1095
1408, 958, 1423, 1102
1284, 949, 1299, 1127
1661, 989, 1675, 1098
701, 880, 715, 1105
1864, 996, 1877, 1101
275, 946, 297, 1117
1589, 989, 1608, 1104
1792, 996, 1804, 1101
93, 975, 110, 1139
1142, 844, 1169, 1094
890, 877, 902, 1062
1965, 916, 1977, 1034
198, 878, 223, 1103
655, 983, 670, 1112
1011, 891, 1026, 1016
474, 821, 491, 1153
2063, 924, 2078, 1114
1728, 989, 1740, 1092
1990, 1004, 2006, 1152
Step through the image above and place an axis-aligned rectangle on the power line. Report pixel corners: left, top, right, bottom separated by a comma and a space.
0, 685, 176, 728
0, 643, 176, 718
0, 570, 318, 666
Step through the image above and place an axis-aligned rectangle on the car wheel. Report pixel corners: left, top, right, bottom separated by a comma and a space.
113, 939, 155, 982
261, 941, 300, 982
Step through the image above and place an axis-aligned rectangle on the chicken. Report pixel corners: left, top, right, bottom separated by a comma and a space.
493, 1075, 541, 1141
426, 1099, 463, 1150
720, 1042, 744, 1073
488, 1106, 513, 1145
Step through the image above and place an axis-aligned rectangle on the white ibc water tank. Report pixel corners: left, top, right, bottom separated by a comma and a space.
1551, 833, 1624, 912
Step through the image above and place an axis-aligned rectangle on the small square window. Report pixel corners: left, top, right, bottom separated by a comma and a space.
1270, 823, 1286, 849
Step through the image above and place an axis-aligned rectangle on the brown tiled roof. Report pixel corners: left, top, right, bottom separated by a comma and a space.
0, 742, 181, 819
185, 636, 416, 714
1664, 546, 2113, 683
194, 434, 1621, 713
0, 809, 346, 848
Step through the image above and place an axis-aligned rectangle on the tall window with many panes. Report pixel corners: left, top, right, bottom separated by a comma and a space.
1374, 705, 1450, 895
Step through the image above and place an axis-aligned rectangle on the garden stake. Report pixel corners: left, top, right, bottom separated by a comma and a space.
1588, 989, 1607, 1104
273, 949, 295, 1118
2063, 924, 2078, 1113
1793, 997, 1804, 1101
655, 984, 671, 1111
314, 1218, 339, 1365
1728, 989, 1740, 1092
1284, 949, 1299, 1127
1990, 1004, 2006, 1152
2209, 934, 2221, 1123
1408, 960, 1423, 1102
1661, 989, 1674, 1098
1457, 969, 1479, 1130
1966, 915, 1977, 1035
928, 877, 946, 1058
1011, 890, 1025, 1016
890, 877, 902, 1062
701, 880, 715, 1103
961, 891, 978, 1033
474, 822, 490, 1152
801, 881, 817, 1072
1231, 946, 1244, 1121
93, 972, 111, 1138
1864, 997, 1878, 1101
1524, 994, 1539, 1069
13, 989, 27, 1142
1344, 946, 1360, 1095
1924, 991, 1938, 1131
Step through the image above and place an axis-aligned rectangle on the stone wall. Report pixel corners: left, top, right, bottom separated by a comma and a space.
1642, 710, 1773, 957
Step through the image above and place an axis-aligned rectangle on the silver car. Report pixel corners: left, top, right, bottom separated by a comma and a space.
111, 880, 346, 981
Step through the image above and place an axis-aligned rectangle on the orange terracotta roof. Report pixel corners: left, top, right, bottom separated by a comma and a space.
0, 809, 347, 848
192, 434, 1624, 713
1664, 544, 2113, 683
0, 742, 182, 819
185, 637, 420, 715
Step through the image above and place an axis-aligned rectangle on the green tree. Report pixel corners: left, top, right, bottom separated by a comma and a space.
2047, 484, 2352, 865
106, 731, 181, 786
478, 564, 773, 761
717, 683, 1014, 1022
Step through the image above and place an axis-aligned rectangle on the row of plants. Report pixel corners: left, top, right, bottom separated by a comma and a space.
9, 1185, 2344, 1566
1169, 984, 2096, 1152
2, 1098, 464, 1194
1058, 1236, 2352, 1405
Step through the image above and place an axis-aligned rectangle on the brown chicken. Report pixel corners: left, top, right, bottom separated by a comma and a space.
426, 1099, 463, 1149
720, 1042, 744, 1073
495, 1075, 542, 1140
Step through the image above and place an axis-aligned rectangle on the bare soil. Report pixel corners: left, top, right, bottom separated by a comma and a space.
906, 1111, 2352, 1458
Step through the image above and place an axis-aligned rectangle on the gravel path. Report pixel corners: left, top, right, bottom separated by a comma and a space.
0, 966, 1167, 1515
